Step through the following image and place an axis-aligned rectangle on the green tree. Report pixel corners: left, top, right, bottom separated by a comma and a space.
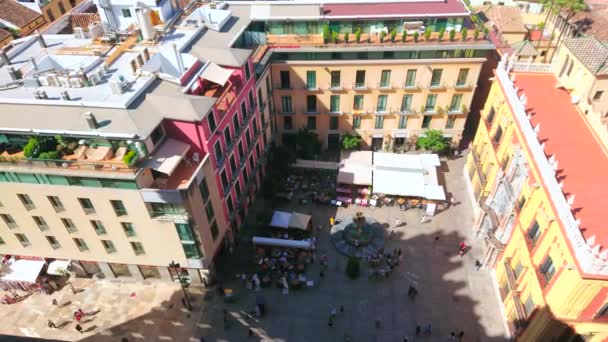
424, 27, 432, 40
323, 24, 331, 43
341, 133, 362, 150
438, 27, 446, 41
461, 27, 468, 41
537, 0, 555, 49
295, 129, 321, 159
416, 129, 449, 154
548, 0, 585, 62
262, 144, 294, 199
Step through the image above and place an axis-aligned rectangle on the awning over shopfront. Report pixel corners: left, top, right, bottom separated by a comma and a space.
46, 260, 71, 276
0, 259, 45, 283
143, 138, 191, 175
200, 62, 233, 86
270, 211, 311, 230
424, 185, 447, 200
252, 237, 313, 250
338, 150, 373, 185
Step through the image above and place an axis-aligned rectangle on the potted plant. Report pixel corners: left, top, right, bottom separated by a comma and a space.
122, 149, 138, 166
390, 30, 397, 42
413, 31, 419, 43
380, 31, 386, 43
344, 32, 349, 44
449, 29, 456, 41
461, 27, 468, 41
461, 104, 469, 113
23, 137, 40, 158
331, 31, 339, 44
436, 106, 444, 115
420, 104, 426, 113
483, 26, 489, 39
424, 27, 432, 41
323, 24, 330, 43
355, 28, 362, 43
401, 30, 407, 42
438, 27, 445, 41
473, 28, 480, 40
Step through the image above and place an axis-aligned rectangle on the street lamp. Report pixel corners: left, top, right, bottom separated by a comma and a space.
169, 261, 192, 311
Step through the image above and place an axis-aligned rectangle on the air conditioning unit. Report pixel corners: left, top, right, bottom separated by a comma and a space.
47, 74, 59, 87
69, 77, 84, 88
109, 79, 124, 94
59, 77, 71, 88
88, 74, 100, 85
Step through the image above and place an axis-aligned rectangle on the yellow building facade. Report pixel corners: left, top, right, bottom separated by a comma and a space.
271, 60, 483, 151
466, 61, 608, 341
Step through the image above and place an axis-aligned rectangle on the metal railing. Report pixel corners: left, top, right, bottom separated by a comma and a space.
0, 157, 136, 173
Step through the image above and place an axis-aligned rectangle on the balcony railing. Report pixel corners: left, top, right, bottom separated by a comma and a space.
504, 258, 518, 291
149, 211, 189, 221
470, 146, 487, 186
328, 83, 344, 91
455, 83, 474, 91
402, 83, 420, 91
353, 83, 368, 90
378, 83, 393, 90
0, 157, 137, 173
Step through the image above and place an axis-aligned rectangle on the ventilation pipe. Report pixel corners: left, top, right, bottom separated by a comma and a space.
30, 57, 38, 71
85, 112, 99, 129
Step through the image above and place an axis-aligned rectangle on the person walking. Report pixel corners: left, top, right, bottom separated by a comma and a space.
450, 196, 456, 207
475, 260, 483, 270
329, 217, 335, 226
458, 331, 465, 341
450, 331, 457, 340
52, 298, 58, 306
47, 320, 56, 329
415, 325, 421, 336
433, 236, 440, 247
395, 218, 400, 228
75, 324, 83, 334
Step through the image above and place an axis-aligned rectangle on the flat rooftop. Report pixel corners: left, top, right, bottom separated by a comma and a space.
512, 72, 608, 249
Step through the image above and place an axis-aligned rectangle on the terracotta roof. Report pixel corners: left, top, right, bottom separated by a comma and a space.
510, 40, 539, 56
323, 0, 469, 18
476, 5, 526, 33
0, 0, 43, 28
563, 36, 608, 76
513, 72, 608, 250
0, 28, 11, 41
70, 13, 100, 30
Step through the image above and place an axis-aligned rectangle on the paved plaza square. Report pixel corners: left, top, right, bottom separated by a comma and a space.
0, 156, 509, 342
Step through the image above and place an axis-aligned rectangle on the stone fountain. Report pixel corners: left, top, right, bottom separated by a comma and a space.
330, 211, 384, 258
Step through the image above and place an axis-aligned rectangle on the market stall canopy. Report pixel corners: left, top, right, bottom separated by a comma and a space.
46, 260, 71, 276
424, 185, 446, 201
200, 62, 233, 86
270, 211, 311, 230
373, 167, 426, 197
143, 138, 191, 175
338, 151, 373, 185
0, 259, 45, 283
252, 237, 313, 250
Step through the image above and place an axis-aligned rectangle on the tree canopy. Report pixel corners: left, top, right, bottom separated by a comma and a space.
416, 129, 449, 153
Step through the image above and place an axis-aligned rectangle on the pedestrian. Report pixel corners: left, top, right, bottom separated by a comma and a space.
331, 308, 337, 319
328, 316, 334, 327
75, 324, 83, 334
397, 248, 402, 256
374, 318, 381, 328
408, 285, 414, 297
433, 235, 440, 246
450, 196, 456, 207
200, 337, 205, 342
415, 325, 421, 336
340, 305, 344, 313
403, 338, 409, 342
423, 323, 432, 335
320, 269, 325, 278
458, 331, 465, 341
52, 298, 58, 306
395, 218, 400, 228
450, 331, 457, 340
47, 320, 56, 329
329, 217, 335, 226
475, 260, 482, 270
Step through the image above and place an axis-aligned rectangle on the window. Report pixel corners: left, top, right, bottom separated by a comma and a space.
46, 236, 61, 249
527, 220, 541, 245
90, 220, 107, 235
214, 141, 223, 163
248, 90, 255, 109
355, 70, 366, 88
513, 260, 524, 279
15, 233, 30, 247
229, 155, 237, 174
121, 8, 132, 17
101, 240, 116, 254
398, 115, 408, 129
33, 216, 48, 231
306, 95, 317, 113
224, 127, 232, 148
430, 69, 443, 87
130, 242, 145, 255
307, 116, 316, 129
566, 60, 574, 76
330, 95, 340, 113
375, 115, 384, 129
353, 95, 364, 110
540, 256, 555, 283
265, 76, 271, 94
405, 69, 417, 87
353, 116, 361, 129
253, 118, 259, 135
486, 107, 496, 125
400, 94, 412, 112
150, 125, 165, 146
61, 218, 77, 233
235, 180, 242, 198
524, 295, 535, 317
330, 71, 341, 88
376, 95, 388, 112
238, 143, 245, 160
122, 222, 136, 237
422, 115, 432, 129
280, 70, 290, 89
210, 221, 219, 240
380, 70, 391, 88
18, 194, 34, 210
281, 96, 293, 113
207, 112, 217, 133
456, 68, 469, 86
1, 214, 16, 228
46, 9, 55, 22
241, 102, 247, 118
78, 198, 95, 214
249, 155, 255, 171
593, 91, 604, 101
284, 116, 293, 129
516, 196, 527, 212
246, 130, 252, 146
306, 70, 317, 89
450, 94, 463, 111
199, 178, 210, 202
493, 126, 503, 144
226, 196, 234, 213
244, 62, 251, 80
446, 116, 457, 129
73, 238, 88, 251
110, 200, 127, 216
330, 116, 339, 130
425, 94, 437, 112
221, 170, 228, 189
47, 196, 63, 211
233, 114, 240, 134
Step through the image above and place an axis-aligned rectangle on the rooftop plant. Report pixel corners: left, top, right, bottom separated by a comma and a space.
122, 150, 138, 166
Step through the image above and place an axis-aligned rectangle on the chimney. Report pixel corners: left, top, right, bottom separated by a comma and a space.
8, 67, 21, 81
85, 112, 98, 129
30, 57, 38, 71
36, 31, 47, 48
0, 49, 10, 66
172, 43, 184, 75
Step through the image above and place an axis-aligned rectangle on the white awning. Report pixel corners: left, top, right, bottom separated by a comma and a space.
289, 212, 311, 230
394, 132, 407, 138
144, 138, 191, 175
373, 167, 426, 197
270, 210, 291, 229
338, 150, 373, 185
200, 62, 233, 86
252, 237, 312, 250
424, 185, 446, 200
372, 133, 384, 138
47, 260, 71, 276
0, 259, 45, 283
270, 211, 311, 230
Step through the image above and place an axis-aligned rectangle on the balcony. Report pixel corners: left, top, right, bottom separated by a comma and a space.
191, 73, 242, 119
353, 83, 369, 91
470, 146, 487, 186
429, 83, 447, 91
455, 83, 475, 91
503, 257, 518, 291
511, 292, 528, 329
402, 83, 420, 91
328, 83, 344, 91
378, 83, 393, 90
